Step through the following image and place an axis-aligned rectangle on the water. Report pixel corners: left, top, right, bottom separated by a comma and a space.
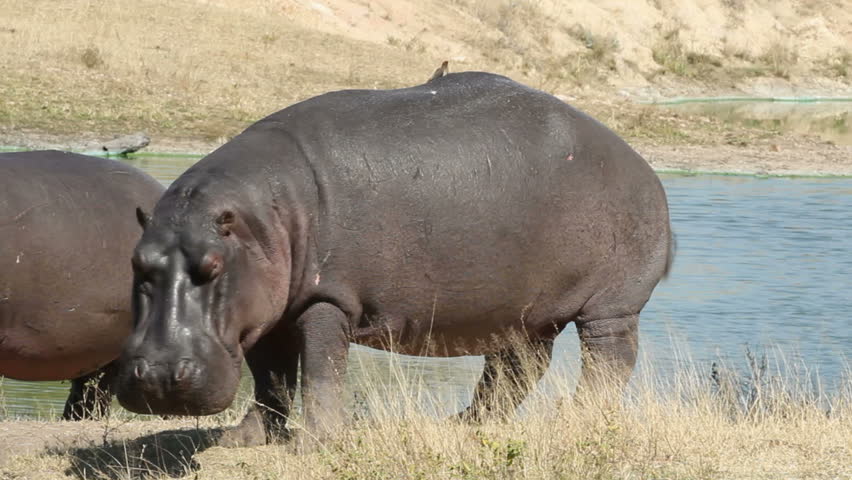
662, 100, 852, 145
2, 156, 850, 418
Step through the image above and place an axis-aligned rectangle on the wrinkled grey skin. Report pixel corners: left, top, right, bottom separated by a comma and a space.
115, 72, 673, 444
0, 151, 164, 419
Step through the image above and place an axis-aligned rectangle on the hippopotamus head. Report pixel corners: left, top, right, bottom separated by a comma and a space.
114, 183, 290, 416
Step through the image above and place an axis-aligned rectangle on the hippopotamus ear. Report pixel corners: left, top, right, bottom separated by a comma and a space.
135, 207, 152, 230
215, 210, 235, 236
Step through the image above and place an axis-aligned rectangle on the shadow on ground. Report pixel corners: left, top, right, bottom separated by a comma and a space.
51, 426, 226, 479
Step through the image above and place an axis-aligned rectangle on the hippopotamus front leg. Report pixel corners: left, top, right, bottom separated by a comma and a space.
217, 331, 300, 447
297, 302, 351, 438
62, 364, 114, 420
459, 337, 555, 422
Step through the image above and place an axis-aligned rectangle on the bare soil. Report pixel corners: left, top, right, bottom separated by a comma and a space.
0, 418, 204, 465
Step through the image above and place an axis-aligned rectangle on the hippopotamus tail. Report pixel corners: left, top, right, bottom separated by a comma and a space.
664, 231, 677, 279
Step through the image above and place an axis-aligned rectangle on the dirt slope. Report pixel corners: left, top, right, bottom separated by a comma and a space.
273, 0, 852, 97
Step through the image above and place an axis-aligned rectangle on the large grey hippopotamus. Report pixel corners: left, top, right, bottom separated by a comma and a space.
0, 151, 164, 419
115, 71, 673, 444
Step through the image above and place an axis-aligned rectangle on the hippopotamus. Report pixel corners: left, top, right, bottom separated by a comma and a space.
115, 71, 673, 444
0, 151, 164, 419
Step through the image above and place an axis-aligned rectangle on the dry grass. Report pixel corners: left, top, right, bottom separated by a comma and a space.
0, 0, 436, 141
756, 41, 799, 80
651, 28, 726, 80
0, 0, 718, 148
456, 0, 621, 89
526, 24, 620, 90
564, 25, 619, 66
651, 28, 804, 83
820, 50, 852, 79
0, 0, 850, 170
1, 0, 847, 152
1, 347, 850, 479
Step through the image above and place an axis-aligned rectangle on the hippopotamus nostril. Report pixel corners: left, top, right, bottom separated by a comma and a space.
132, 359, 149, 381
173, 359, 195, 384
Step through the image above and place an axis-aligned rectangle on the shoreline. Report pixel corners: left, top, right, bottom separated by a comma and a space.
638, 141, 852, 178
2, 133, 851, 178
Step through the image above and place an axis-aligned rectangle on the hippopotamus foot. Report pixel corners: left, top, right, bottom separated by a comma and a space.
573, 313, 639, 405
62, 365, 114, 421
456, 337, 555, 423
216, 404, 294, 448
214, 407, 270, 447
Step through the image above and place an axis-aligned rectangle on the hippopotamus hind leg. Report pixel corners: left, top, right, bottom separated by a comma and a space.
459, 337, 555, 422
573, 313, 639, 404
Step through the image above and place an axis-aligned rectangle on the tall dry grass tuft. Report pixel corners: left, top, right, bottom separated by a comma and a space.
291, 345, 851, 480
0, 377, 8, 419
757, 41, 799, 79
819, 50, 852, 79
651, 27, 723, 79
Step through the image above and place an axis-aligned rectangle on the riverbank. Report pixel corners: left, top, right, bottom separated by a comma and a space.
639, 140, 852, 178
1, 364, 850, 480
3, 128, 851, 177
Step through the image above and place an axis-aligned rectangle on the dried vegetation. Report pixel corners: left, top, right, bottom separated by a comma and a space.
1, 348, 849, 479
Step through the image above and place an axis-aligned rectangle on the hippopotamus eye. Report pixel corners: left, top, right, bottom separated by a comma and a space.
195, 251, 224, 282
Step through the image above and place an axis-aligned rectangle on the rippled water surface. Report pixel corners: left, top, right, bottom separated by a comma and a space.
2, 155, 850, 417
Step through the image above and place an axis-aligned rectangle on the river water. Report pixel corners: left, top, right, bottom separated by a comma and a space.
1, 156, 850, 418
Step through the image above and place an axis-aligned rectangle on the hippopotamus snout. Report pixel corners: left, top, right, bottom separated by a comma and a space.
117, 353, 207, 413
115, 336, 241, 416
